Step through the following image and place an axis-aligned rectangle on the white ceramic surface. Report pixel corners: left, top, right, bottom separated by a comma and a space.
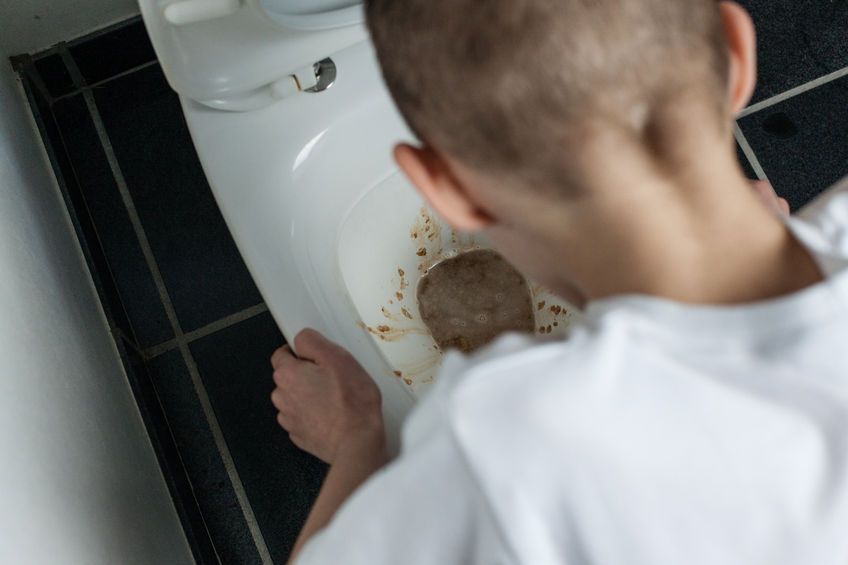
139, 0, 366, 109
261, 0, 364, 30
181, 40, 579, 447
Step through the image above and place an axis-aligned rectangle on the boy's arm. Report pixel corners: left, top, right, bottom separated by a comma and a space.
269, 329, 388, 564
286, 429, 387, 563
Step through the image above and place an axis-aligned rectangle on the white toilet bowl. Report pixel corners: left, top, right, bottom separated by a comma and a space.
141, 2, 578, 449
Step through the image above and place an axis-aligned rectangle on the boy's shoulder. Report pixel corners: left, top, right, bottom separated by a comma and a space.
402, 325, 625, 451
790, 174, 848, 277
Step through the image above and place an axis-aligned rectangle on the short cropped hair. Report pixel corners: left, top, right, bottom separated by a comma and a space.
366, 0, 730, 188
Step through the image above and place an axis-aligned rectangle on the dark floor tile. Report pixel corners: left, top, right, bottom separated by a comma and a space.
738, 75, 848, 212
736, 0, 848, 103
120, 340, 219, 565
69, 18, 156, 85
190, 313, 328, 564
20, 71, 137, 344
51, 94, 173, 347
93, 64, 263, 333
33, 53, 76, 98
147, 349, 263, 565
736, 139, 757, 179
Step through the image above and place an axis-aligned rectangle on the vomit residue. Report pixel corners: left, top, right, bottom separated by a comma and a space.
358, 206, 572, 391
416, 249, 535, 354
359, 321, 429, 342
380, 306, 403, 322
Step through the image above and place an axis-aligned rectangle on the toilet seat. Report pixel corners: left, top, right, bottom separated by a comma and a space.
260, 0, 363, 31
139, 0, 367, 111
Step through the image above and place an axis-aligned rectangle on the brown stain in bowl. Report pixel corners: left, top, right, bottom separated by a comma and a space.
363, 207, 527, 388
362, 323, 430, 342
381, 306, 403, 321
417, 249, 535, 354
394, 349, 443, 386
412, 207, 443, 246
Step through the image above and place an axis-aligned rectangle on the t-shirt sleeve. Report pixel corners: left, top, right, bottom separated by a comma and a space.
294, 429, 514, 565
789, 175, 848, 275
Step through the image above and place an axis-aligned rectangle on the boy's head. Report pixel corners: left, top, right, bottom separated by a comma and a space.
366, 1, 758, 301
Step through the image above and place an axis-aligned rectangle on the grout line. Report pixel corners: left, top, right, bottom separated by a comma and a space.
59, 48, 87, 89
27, 44, 62, 62
734, 123, 769, 182
185, 303, 269, 342
87, 60, 159, 89
739, 66, 848, 118
52, 60, 160, 103
112, 326, 144, 355
61, 48, 274, 565
16, 54, 56, 104
143, 338, 180, 361
144, 303, 269, 360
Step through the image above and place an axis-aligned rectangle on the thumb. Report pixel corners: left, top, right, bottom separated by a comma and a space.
292, 328, 344, 363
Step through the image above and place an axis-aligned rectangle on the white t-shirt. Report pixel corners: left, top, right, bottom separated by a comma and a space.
298, 177, 848, 565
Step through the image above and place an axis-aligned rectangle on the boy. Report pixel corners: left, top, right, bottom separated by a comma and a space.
270, 1, 848, 563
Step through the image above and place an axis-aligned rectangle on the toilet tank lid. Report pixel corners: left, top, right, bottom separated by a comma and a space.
260, 0, 363, 30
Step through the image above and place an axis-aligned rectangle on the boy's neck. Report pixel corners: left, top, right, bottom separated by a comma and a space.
546, 144, 824, 306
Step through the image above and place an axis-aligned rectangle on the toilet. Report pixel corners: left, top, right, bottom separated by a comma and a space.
139, 0, 577, 449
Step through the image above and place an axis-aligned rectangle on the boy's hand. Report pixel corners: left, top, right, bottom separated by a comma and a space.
270, 329, 384, 464
751, 179, 790, 216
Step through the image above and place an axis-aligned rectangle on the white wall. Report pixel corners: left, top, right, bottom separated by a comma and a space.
0, 56, 193, 565
0, 0, 139, 55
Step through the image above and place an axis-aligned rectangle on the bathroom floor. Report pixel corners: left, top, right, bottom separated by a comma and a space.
11, 2, 848, 563
14, 18, 325, 565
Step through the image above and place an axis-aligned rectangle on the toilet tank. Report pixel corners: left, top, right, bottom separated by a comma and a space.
139, 0, 367, 110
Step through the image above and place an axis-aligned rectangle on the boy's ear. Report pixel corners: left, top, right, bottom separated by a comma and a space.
394, 143, 493, 232
720, 1, 758, 115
